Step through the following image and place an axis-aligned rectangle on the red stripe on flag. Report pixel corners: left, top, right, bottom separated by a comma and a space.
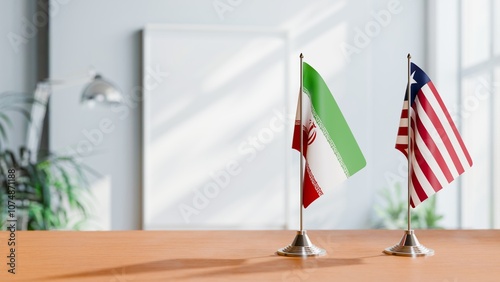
410, 170, 428, 204
397, 127, 408, 136
396, 144, 408, 157
303, 164, 321, 208
292, 123, 309, 157
401, 108, 408, 119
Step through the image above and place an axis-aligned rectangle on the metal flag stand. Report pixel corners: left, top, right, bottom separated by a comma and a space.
277, 53, 326, 257
383, 54, 434, 257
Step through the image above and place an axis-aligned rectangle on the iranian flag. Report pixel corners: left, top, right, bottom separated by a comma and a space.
292, 62, 366, 208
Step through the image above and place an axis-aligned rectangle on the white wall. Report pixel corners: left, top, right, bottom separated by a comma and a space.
49, 0, 426, 230
0, 0, 38, 150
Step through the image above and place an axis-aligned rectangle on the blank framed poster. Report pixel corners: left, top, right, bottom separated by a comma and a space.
142, 24, 291, 229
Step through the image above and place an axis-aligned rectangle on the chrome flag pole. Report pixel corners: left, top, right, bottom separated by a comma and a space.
383, 54, 434, 257
277, 53, 325, 257
300, 52, 304, 233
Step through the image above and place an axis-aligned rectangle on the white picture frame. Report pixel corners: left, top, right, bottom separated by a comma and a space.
142, 24, 292, 230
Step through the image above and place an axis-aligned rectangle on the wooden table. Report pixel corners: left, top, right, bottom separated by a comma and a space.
0, 230, 499, 281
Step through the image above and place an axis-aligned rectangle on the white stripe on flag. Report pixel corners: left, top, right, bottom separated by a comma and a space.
396, 136, 407, 144
399, 118, 408, 127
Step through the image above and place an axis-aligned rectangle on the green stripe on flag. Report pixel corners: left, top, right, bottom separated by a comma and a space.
302, 62, 366, 176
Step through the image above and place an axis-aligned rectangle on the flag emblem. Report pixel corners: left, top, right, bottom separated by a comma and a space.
306, 120, 317, 145
395, 63, 473, 207
293, 62, 366, 208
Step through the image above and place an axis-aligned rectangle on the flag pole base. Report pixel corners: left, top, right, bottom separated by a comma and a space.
277, 230, 326, 257
383, 230, 434, 257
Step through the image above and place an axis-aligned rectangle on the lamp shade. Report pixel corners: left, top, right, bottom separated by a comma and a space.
81, 74, 122, 105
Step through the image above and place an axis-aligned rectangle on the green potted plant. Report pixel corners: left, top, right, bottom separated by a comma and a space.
0, 92, 95, 230
373, 182, 444, 229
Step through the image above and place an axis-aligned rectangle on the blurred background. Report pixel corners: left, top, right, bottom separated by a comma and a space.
0, 0, 498, 230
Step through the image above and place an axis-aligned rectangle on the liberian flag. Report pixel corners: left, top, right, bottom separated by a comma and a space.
395, 62, 473, 208
292, 62, 366, 208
